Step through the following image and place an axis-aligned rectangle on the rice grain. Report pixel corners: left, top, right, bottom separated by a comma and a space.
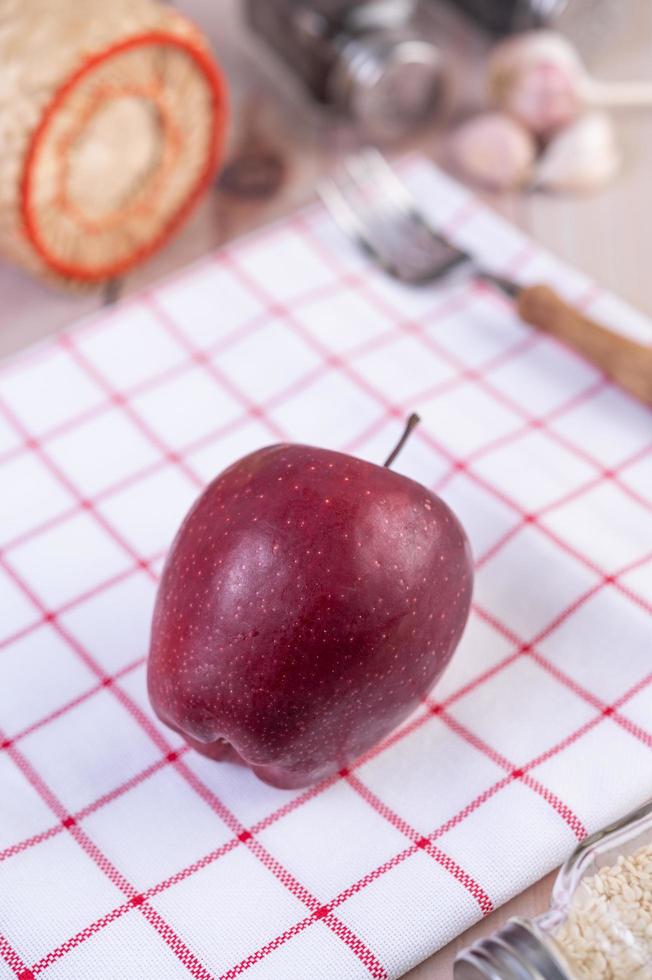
554, 844, 652, 978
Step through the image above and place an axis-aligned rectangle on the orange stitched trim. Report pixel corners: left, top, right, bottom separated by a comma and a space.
53, 81, 182, 235
21, 30, 228, 281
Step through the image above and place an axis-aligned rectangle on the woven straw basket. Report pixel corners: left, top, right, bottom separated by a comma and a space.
0, 0, 228, 286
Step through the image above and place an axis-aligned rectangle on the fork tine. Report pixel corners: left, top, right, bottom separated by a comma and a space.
360, 150, 468, 264
349, 150, 467, 270
317, 176, 369, 251
345, 149, 415, 218
319, 151, 471, 284
341, 151, 413, 233
318, 175, 407, 280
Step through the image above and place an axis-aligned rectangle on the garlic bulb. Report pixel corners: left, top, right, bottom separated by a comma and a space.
489, 30, 652, 136
535, 112, 621, 192
448, 112, 536, 191
489, 31, 583, 134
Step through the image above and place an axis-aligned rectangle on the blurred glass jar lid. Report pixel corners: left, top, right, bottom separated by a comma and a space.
328, 29, 443, 136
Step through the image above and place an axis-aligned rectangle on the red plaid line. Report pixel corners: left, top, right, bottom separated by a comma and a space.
294, 212, 645, 544
4, 614, 651, 978
0, 424, 231, 978
0, 278, 472, 568
1, 277, 392, 979
11, 503, 636, 879
2, 540, 386, 979
227, 227, 651, 629
0, 933, 31, 980
2, 161, 651, 980
0, 412, 157, 588
0, 557, 161, 656
473, 438, 652, 571
0, 269, 358, 470
0, 722, 211, 979
0, 655, 144, 757
345, 773, 494, 914
430, 374, 607, 497
294, 227, 652, 621
431, 710, 586, 840
469, 548, 652, 749
56, 330, 205, 492
142, 293, 288, 443
0, 276, 517, 675
0, 745, 186, 865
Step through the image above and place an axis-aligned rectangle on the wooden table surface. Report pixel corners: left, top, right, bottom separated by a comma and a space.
2, 2, 651, 976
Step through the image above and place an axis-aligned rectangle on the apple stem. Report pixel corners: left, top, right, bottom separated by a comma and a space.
383, 413, 421, 468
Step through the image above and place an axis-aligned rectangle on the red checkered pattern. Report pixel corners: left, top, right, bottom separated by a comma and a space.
1, 159, 651, 980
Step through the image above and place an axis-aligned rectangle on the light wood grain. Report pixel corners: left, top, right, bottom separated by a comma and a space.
517, 284, 652, 406
1, 2, 651, 976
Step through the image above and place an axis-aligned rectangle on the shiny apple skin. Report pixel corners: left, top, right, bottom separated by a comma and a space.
147, 444, 473, 789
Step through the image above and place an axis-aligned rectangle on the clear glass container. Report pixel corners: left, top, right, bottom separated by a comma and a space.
448, 0, 569, 34
244, 0, 443, 138
455, 798, 652, 979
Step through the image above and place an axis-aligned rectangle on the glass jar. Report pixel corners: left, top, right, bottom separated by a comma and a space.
448, 0, 569, 34
244, 0, 443, 138
446, 0, 622, 60
455, 798, 652, 979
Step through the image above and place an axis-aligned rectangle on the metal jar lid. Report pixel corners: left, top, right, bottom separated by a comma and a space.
327, 29, 442, 136
454, 918, 572, 980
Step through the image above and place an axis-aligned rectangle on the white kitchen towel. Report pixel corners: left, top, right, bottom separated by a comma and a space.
1, 158, 651, 980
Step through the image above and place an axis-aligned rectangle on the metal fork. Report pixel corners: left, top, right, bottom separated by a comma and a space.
318, 150, 652, 408
318, 149, 515, 291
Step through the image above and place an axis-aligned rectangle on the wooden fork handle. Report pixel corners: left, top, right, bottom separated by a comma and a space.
516, 284, 652, 408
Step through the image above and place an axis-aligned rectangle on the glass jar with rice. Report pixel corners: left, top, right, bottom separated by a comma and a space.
455, 798, 652, 979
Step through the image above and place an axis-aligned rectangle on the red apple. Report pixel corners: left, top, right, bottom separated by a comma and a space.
147, 424, 473, 788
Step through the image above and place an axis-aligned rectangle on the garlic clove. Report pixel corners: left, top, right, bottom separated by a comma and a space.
488, 30, 585, 134
489, 31, 584, 84
535, 111, 621, 192
448, 112, 536, 191
488, 29, 652, 130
